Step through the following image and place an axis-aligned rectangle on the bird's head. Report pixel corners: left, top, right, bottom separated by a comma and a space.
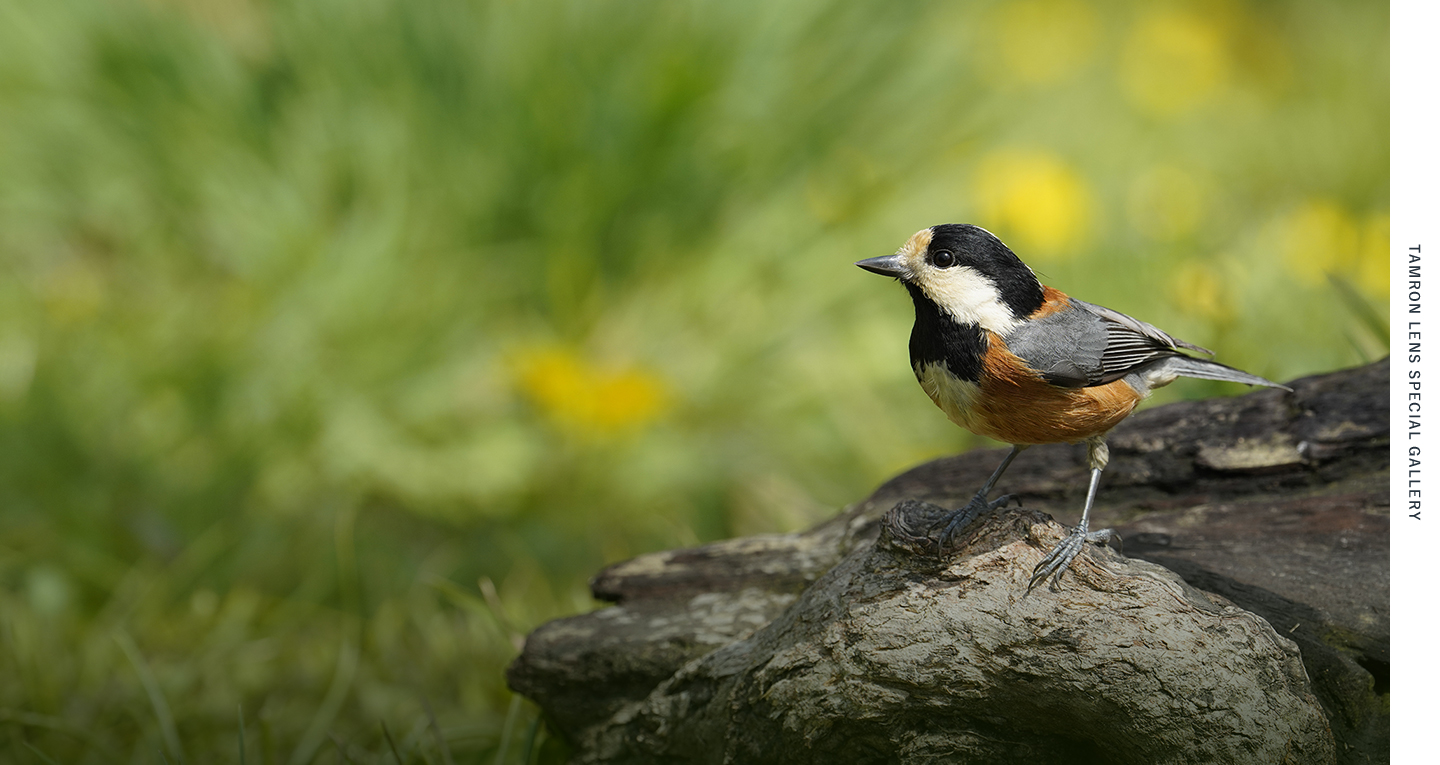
856, 224, 1045, 334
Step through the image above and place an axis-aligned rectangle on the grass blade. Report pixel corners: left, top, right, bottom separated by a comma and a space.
0, 708, 119, 762
1327, 273, 1387, 344
494, 695, 521, 765
287, 639, 359, 765
22, 742, 62, 765
521, 714, 542, 765
382, 722, 407, 765
328, 733, 357, 764
116, 630, 185, 764
422, 696, 455, 765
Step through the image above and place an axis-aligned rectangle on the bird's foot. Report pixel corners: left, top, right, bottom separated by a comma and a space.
1027, 523, 1114, 593
930, 492, 1016, 553
883, 492, 1017, 555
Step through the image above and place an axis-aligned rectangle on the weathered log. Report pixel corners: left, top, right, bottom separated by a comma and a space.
508, 359, 1388, 764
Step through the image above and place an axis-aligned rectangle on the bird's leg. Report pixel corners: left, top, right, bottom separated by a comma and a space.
1028, 437, 1117, 592
931, 444, 1027, 550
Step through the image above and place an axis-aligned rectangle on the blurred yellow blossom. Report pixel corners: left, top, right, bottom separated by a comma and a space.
973, 148, 1092, 257
512, 347, 670, 435
159, 0, 273, 59
1128, 164, 1207, 241
980, 0, 1100, 87
1358, 212, 1389, 298
1277, 200, 1358, 285
42, 260, 107, 324
1119, 8, 1231, 116
1168, 260, 1232, 322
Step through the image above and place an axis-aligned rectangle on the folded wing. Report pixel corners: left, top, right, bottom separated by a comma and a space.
1004, 295, 1285, 390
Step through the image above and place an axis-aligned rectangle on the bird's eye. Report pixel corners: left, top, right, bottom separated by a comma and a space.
931, 249, 956, 268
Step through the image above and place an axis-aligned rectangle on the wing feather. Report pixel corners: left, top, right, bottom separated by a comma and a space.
1004, 296, 1208, 388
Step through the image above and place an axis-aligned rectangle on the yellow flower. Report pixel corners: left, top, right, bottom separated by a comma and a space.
1357, 212, 1388, 298
1119, 8, 1231, 116
512, 347, 669, 436
1277, 200, 1358, 286
972, 149, 1092, 257
1168, 260, 1232, 322
980, 0, 1100, 87
42, 259, 107, 324
1127, 164, 1206, 241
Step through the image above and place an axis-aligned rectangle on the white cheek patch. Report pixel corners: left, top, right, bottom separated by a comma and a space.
915, 361, 982, 429
916, 266, 1019, 335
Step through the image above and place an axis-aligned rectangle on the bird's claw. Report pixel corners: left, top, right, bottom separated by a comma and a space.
1027, 525, 1114, 592
932, 492, 1015, 551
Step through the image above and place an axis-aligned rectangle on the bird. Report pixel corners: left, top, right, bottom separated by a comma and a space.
856, 223, 1290, 591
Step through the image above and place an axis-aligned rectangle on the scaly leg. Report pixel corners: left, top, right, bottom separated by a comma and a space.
931, 444, 1027, 550
1028, 437, 1116, 592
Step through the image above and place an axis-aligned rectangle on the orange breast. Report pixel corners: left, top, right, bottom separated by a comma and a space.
964, 333, 1142, 445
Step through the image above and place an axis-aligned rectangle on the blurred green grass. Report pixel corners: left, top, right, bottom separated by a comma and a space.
0, 0, 1386, 761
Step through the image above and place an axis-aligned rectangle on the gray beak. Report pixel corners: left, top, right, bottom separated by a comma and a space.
855, 254, 907, 278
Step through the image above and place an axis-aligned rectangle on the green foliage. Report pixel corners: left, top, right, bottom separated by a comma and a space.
0, 0, 1386, 760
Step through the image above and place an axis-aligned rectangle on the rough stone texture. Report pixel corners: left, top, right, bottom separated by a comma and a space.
584, 504, 1334, 764
508, 359, 1388, 764
507, 530, 852, 737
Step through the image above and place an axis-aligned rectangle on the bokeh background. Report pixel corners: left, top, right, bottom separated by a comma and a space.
0, 0, 1387, 762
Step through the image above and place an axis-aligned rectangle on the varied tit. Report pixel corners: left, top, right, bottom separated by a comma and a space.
857, 223, 1290, 591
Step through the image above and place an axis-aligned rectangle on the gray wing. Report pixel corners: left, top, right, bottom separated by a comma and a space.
1004, 297, 1212, 388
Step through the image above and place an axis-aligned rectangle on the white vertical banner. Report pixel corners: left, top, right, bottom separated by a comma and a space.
1392, 0, 1436, 756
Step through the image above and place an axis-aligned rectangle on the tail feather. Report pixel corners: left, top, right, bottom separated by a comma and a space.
1164, 356, 1292, 391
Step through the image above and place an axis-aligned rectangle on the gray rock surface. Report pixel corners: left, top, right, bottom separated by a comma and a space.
508, 359, 1388, 764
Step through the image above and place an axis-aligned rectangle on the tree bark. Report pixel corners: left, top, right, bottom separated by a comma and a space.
508, 359, 1388, 764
